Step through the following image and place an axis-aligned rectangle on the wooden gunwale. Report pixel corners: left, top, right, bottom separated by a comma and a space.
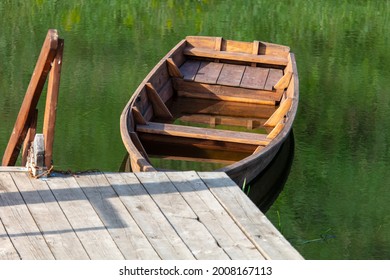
120, 36, 298, 178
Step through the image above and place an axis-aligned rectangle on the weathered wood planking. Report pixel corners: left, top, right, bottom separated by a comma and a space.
179, 60, 285, 92
136, 121, 270, 146
74, 173, 160, 260
0, 171, 302, 260
169, 97, 276, 119
264, 68, 284, 91
181, 60, 201, 81
104, 172, 195, 259
0, 173, 55, 259
199, 172, 304, 260
46, 175, 125, 259
184, 47, 289, 66
10, 172, 89, 259
135, 172, 230, 259
173, 79, 281, 104
165, 171, 265, 259
240, 67, 269, 89
0, 218, 20, 259
195, 62, 224, 84
217, 64, 246, 87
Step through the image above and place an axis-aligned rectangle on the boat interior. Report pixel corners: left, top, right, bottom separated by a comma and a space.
127, 37, 295, 170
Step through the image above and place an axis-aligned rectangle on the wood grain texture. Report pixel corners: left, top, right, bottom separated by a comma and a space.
135, 172, 230, 259
136, 121, 270, 146
2, 30, 59, 166
0, 173, 54, 259
105, 172, 195, 259
166, 171, 265, 259
75, 173, 160, 260
11, 172, 89, 259
184, 47, 288, 66
46, 175, 124, 259
198, 172, 304, 260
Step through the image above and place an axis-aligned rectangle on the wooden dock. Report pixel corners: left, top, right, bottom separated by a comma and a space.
0, 170, 302, 260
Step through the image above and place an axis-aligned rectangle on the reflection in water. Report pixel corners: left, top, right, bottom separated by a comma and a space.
120, 130, 295, 213
246, 130, 295, 213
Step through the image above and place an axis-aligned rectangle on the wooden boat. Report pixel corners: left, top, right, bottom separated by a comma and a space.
120, 36, 299, 186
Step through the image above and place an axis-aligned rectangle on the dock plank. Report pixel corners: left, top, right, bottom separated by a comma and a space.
0, 171, 303, 260
166, 171, 265, 259
105, 172, 195, 259
10, 172, 89, 260
46, 175, 125, 259
0, 218, 20, 259
75, 173, 160, 260
135, 172, 230, 260
0, 173, 55, 260
198, 172, 304, 260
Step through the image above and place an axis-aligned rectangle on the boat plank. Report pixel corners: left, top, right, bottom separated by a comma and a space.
136, 121, 270, 146
180, 60, 201, 81
75, 173, 160, 260
264, 68, 284, 91
0, 218, 20, 260
148, 61, 171, 92
166, 58, 183, 78
173, 79, 281, 104
184, 47, 289, 66
264, 98, 293, 127
217, 64, 246, 87
166, 171, 265, 259
46, 176, 125, 259
105, 172, 195, 259
198, 172, 304, 260
145, 83, 173, 120
10, 172, 90, 260
135, 172, 230, 259
240, 67, 269, 89
186, 36, 217, 49
195, 62, 223, 84
169, 97, 275, 119
174, 114, 267, 130
0, 173, 55, 260
159, 79, 175, 104
267, 122, 285, 139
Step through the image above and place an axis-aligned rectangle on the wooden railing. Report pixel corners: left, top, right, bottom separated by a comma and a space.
1, 29, 64, 177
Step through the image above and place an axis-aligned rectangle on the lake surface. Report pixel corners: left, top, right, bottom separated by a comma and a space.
1, 0, 389, 260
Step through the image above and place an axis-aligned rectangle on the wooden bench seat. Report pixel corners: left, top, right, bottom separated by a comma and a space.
172, 79, 284, 104
184, 47, 288, 66
136, 122, 271, 146
175, 60, 285, 104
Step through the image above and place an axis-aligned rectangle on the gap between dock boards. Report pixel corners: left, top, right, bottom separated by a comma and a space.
0, 170, 303, 260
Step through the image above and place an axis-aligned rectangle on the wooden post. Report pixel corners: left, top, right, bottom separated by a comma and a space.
43, 38, 64, 169
2, 29, 63, 173
2, 29, 59, 166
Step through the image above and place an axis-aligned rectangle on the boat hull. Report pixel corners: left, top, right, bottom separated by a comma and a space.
120, 36, 299, 196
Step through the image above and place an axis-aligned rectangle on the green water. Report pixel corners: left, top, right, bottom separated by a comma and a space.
1, 0, 389, 260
